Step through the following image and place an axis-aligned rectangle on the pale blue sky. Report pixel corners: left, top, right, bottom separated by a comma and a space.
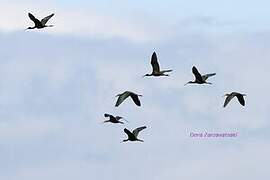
54, 0, 270, 28
0, 1, 269, 180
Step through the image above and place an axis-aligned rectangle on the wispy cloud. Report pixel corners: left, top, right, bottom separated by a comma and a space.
0, 2, 169, 42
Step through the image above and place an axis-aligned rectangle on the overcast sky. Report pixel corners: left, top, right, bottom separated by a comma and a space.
0, 1, 269, 180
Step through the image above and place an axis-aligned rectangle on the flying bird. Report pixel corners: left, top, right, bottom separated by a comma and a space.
26, 13, 54, 30
223, 92, 246, 107
143, 52, 172, 77
185, 66, 216, 85
115, 91, 142, 107
123, 126, 147, 142
103, 113, 125, 124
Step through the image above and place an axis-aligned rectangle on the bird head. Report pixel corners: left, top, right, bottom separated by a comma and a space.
242, 94, 247, 96
25, 27, 34, 30
122, 139, 129, 143
184, 81, 193, 86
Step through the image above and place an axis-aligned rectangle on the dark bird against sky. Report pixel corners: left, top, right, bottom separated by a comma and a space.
103, 113, 125, 124
143, 52, 172, 77
115, 91, 142, 107
223, 92, 246, 107
123, 126, 147, 142
185, 66, 216, 85
26, 13, 54, 30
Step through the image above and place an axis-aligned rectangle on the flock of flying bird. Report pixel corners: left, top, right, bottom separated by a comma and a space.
26, 12, 247, 143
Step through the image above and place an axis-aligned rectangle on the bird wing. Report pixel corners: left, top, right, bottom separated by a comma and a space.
192, 66, 203, 82
151, 52, 160, 73
28, 13, 40, 25
115, 91, 130, 107
223, 93, 236, 107
104, 113, 113, 118
124, 128, 134, 138
130, 93, 141, 106
41, 13, 54, 25
236, 94, 245, 106
133, 126, 147, 137
202, 73, 216, 81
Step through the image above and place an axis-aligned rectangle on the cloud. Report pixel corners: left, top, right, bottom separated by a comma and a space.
0, 1, 168, 42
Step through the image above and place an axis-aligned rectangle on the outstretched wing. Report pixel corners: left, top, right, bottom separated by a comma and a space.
124, 128, 134, 138
104, 113, 113, 118
115, 91, 130, 107
133, 126, 147, 137
151, 52, 160, 73
202, 73, 216, 81
192, 66, 203, 82
236, 94, 245, 106
130, 93, 141, 106
41, 13, 54, 25
223, 93, 236, 107
28, 13, 40, 25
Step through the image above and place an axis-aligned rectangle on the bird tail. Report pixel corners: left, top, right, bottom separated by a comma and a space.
207, 73, 216, 76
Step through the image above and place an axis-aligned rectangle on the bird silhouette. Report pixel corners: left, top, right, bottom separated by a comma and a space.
123, 126, 147, 142
185, 66, 216, 85
26, 13, 54, 30
223, 92, 246, 107
103, 113, 125, 124
143, 52, 172, 77
115, 91, 142, 107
